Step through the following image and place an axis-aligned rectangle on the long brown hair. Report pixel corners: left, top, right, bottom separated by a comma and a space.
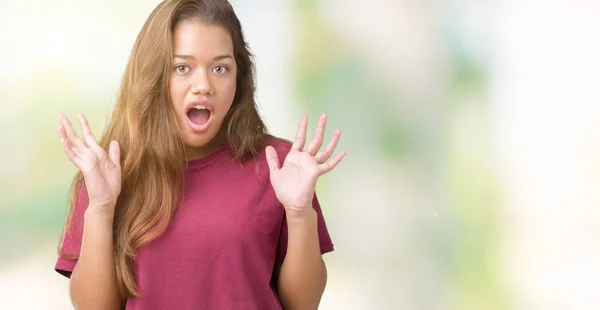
58, 0, 267, 299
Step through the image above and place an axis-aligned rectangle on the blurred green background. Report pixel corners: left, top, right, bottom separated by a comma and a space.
1, 0, 600, 309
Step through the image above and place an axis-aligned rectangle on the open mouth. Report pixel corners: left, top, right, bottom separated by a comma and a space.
185, 104, 213, 132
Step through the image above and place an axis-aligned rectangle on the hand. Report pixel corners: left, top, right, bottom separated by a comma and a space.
266, 113, 346, 218
58, 113, 122, 209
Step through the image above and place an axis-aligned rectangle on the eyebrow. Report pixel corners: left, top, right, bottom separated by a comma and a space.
174, 54, 234, 61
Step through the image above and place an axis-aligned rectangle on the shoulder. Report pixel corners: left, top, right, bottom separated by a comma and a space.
263, 135, 293, 157
242, 135, 292, 171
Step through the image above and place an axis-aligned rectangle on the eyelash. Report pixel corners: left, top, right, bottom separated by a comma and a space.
175, 65, 190, 73
212, 65, 229, 74
173, 65, 229, 74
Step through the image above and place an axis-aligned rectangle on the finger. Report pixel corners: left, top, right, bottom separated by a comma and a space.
59, 136, 86, 169
290, 115, 308, 151
314, 128, 341, 164
78, 114, 100, 145
59, 113, 87, 149
58, 124, 80, 154
58, 123, 89, 166
78, 114, 105, 156
108, 141, 121, 168
305, 113, 327, 156
319, 150, 346, 175
59, 113, 78, 140
59, 137, 77, 162
57, 124, 67, 141
265, 146, 280, 174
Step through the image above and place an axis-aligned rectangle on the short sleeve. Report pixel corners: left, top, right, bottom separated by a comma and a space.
275, 193, 334, 265
55, 183, 89, 278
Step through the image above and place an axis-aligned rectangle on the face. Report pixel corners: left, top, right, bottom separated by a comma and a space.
170, 20, 237, 159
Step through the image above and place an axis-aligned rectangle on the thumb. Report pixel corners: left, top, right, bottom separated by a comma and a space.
108, 141, 121, 168
265, 146, 280, 174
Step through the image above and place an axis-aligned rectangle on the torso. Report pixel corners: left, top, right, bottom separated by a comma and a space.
125, 138, 290, 310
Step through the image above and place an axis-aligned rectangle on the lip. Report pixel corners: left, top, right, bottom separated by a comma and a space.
184, 100, 214, 133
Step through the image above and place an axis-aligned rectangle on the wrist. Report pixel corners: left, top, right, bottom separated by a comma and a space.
285, 206, 317, 223
85, 203, 116, 221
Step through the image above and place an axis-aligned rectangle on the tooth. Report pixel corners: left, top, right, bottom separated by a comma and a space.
193, 105, 207, 109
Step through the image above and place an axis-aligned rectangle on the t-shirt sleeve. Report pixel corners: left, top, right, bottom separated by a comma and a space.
275, 193, 335, 265
55, 183, 89, 278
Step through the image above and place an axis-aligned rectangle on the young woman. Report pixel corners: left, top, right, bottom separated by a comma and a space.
54, 0, 345, 309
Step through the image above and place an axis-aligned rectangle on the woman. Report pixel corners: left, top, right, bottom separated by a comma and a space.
55, 0, 345, 309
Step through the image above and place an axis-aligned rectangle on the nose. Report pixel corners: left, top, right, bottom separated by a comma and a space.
190, 70, 213, 95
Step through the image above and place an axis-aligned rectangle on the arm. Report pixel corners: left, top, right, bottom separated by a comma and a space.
265, 114, 345, 310
276, 209, 327, 310
57, 113, 123, 310
69, 205, 121, 310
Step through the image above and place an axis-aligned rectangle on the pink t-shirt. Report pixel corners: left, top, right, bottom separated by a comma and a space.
55, 137, 334, 309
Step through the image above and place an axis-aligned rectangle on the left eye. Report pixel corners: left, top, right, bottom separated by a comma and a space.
175, 65, 190, 73
212, 66, 228, 74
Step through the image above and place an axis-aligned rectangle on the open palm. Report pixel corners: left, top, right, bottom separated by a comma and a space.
266, 113, 346, 217
58, 113, 122, 208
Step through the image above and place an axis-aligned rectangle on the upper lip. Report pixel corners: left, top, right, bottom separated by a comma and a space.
185, 100, 214, 114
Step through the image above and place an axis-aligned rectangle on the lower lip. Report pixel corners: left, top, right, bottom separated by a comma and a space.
186, 113, 213, 132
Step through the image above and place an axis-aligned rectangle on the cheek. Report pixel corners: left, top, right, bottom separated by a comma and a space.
169, 79, 186, 105
223, 77, 237, 103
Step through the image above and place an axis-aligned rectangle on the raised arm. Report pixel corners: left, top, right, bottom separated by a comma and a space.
58, 113, 122, 310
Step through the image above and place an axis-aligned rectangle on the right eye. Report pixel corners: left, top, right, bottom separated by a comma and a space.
175, 65, 190, 73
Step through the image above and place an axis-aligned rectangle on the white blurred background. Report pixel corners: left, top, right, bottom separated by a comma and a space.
1, 0, 599, 309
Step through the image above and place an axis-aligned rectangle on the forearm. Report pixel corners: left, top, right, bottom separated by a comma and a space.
277, 208, 327, 310
70, 206, 121, 310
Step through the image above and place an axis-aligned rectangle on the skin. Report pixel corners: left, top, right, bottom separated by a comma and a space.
266, 114, 345, 309
169, 20, 237, 160
58, 113, 121, 310
57, 20, 346, 310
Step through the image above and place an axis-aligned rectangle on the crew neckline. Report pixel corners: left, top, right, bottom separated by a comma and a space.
185, 144, 232, 170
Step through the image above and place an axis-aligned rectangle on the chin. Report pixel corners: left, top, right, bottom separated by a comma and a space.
184, 135, 213, 148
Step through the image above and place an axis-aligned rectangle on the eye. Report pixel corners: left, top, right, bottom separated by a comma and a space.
175, 65, 190, 74
212, 65, 228, 74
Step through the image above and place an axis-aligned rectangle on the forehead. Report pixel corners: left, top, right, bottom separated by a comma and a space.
172, 20, 234, 58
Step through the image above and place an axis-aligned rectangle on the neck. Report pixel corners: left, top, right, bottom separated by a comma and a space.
185, 131, 227, 160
